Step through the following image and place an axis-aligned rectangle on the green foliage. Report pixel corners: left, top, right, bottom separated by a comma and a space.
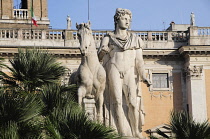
0, 48, 66, 92
0, 121, 19, 139
42, 83, 120, 139
0, 48, 120, 138
155, 110, 210, 139
0, 91, 45, 138
170, 111, 210, 139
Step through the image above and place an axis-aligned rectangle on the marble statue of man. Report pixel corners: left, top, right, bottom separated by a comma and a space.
67, 15, 72, 29
190, 12, 195, 26
98, 8, 151, 138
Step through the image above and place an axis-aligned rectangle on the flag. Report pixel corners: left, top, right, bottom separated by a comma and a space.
31, 7, 38, 27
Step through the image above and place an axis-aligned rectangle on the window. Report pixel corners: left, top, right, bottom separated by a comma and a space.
152, 73, 169, 88
149, 69, 173, 91
13, 0, 27, 9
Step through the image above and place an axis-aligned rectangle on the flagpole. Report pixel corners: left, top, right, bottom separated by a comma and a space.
31, 0, 33, 37
88, 0, 89, 21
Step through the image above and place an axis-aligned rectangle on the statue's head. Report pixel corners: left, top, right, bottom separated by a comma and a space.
114, 8, 132, 30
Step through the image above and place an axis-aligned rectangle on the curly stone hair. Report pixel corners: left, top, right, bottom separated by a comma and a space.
114, 8, 132, 29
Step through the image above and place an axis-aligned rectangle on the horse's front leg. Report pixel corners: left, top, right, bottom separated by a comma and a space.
78, 85, 86, 106
78, 65, 94, 104
95, 67, 106, 122
96, 85, 105, 122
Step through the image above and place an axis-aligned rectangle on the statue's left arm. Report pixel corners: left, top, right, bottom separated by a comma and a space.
135, 38, 151, 87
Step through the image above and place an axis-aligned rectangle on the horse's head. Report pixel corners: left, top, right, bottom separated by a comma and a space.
76, 21, 93, 56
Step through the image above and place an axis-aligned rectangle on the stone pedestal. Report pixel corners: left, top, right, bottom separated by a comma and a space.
83, 98, 96, 120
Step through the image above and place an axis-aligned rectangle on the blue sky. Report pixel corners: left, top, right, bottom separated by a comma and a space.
48, 0, 210, 30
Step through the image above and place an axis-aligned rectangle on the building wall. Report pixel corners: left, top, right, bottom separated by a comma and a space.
0, 23, 49, 29
142, 72, 183, 136
41, 0, 48, 18
27, 0, 48, 19
34, 0, 41, 19
0, 0, 49, 28
1, 0, 13, 19
205, 69, 210, 121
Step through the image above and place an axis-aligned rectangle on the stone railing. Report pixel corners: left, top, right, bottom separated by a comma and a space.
197, 27, 210, 35
1, 27, 210, 48
13, 9, 28, 19
132, 31, 188, 42
0, 29, 18, 39
0, 28, 189, 41
188, 26, 210, 45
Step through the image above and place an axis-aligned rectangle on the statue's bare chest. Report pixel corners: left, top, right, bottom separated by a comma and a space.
109, 45, 136, 71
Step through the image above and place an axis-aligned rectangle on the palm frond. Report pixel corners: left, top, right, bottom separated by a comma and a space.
0, 121, 19, 139
169, 110, 210, 139
156, 128, 170, 138
0, 48, 66, 92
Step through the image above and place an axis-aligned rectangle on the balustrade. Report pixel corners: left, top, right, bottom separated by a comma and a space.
197, 27, 210, 35
22, 29, 42, 39
46, 30, 64, 40
0, 29, 18, 39
0, 28, 202, 47
13, 9, 28, 19
92, 31, 107, 40
0, 29, 190, 41
171, 31, 188, 42
134, 32, 148, 41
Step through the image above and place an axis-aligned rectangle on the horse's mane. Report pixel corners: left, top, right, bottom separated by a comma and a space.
76, 23, 91, 31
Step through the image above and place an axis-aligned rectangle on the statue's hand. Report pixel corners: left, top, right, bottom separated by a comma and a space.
143, 79, 152, 87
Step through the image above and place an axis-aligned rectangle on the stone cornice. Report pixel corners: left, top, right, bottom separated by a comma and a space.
143, 49, 182, 59
179, 45, 210, 55
0, 46, 183, 59
0, 46, 81, 58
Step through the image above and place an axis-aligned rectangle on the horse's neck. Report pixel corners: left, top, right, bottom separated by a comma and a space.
82, 37, 100, 64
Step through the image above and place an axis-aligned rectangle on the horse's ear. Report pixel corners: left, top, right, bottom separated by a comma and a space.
76, 23, 79, 29
88, 20, 91, 27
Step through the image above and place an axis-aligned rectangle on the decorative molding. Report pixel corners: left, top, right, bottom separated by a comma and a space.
150, 92, 172, 99
184, 65, 203, 79
149, 69, 173, 92
179, 45, 210, 56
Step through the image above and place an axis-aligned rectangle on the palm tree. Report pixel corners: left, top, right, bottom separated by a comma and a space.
0, 48, 66, 92
41, 83, 120, 139
0, 83, 120, 139
0, 48, 120, 138
0, 90, 45, 138
153, 110, 210, 139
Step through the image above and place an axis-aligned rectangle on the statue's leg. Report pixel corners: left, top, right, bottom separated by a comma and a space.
123, 71, 143, 138
109, 66, 125, 135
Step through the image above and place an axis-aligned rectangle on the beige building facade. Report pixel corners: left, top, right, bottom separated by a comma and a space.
0, 0, 210, 138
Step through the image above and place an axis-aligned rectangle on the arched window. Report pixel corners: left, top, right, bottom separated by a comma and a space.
13, 0, 27, 9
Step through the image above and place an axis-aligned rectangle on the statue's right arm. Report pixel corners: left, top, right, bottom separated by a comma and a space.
97, 36, 110, 61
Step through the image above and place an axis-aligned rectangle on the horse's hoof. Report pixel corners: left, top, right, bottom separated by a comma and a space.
85, 94, 95, 99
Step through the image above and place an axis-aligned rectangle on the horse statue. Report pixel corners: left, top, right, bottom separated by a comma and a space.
70, 21, 106, 122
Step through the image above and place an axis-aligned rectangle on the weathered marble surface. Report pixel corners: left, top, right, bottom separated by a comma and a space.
70, 22, 106, 122
98, 8, 151, 138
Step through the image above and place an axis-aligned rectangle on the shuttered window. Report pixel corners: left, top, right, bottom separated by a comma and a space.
152, 73, 169, 88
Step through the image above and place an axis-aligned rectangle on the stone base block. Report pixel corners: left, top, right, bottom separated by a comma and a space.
83, 98, 96, 120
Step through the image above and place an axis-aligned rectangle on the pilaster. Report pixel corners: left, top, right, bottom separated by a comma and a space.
179, 45, 210, 122
185, 65, 207, 122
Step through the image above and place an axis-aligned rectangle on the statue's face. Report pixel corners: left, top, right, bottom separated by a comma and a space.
117, 14, 131, 30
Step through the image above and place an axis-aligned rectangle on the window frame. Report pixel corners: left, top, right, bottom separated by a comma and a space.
149, 69, 173, 91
